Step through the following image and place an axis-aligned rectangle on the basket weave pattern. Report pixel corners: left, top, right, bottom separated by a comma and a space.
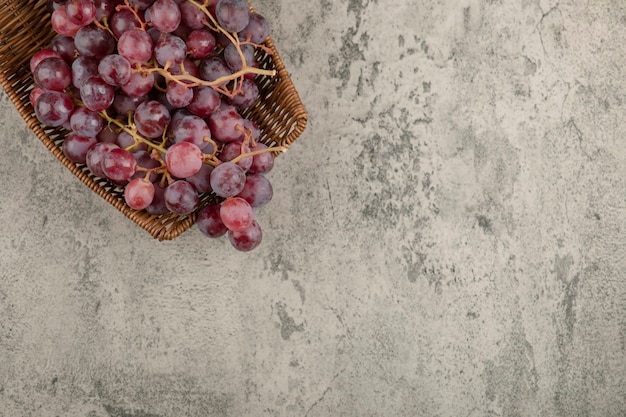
0, 0, 307, 240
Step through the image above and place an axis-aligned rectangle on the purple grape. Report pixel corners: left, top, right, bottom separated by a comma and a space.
50, 36, 77, 64
113, 92, 148, 115
71, 56, 99, 89
187, 86, 221, 118
186, 29, 216, 59
215, 0, 250, 33
198, 56, 231, 86
208, 107, 245, 143
164, 180, 199, 215
34, 91, 74, 127
237, 173, 272, 207
133, 100, 171, 138
63, 132, 98, 164
118, 29, 154, 64
121, 70, 155, 98
247, 142, 274, 174
166, 82, 194, 108
80, 76, 115, 111
186, 163, 213, 193
229, 78, 259, 109
228, 220, 262, 251
65, 0, 96, 26
223, 43, 254, 73
69, 107, 104, 137
110, 8, 143, 38
154, 33, 186, 66
210, 161, 245, 197
148, 0, 181, 33
101, 147, 137, 182
240, 12, 269, 44
197, 204, 227, 237
33, 57, 72, 92
74, 24, 115, 60
98, 54, 132, 86
171, 114, 211, 147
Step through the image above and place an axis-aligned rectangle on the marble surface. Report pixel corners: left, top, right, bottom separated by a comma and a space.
1, 0, 626, 416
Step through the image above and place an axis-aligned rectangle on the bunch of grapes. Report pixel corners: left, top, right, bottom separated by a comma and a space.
30, 0, 281, 251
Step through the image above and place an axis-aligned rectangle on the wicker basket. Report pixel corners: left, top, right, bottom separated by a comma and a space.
0, 0, 307, 240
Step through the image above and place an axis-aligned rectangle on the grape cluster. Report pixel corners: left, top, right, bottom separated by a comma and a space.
30, 0, 280, 251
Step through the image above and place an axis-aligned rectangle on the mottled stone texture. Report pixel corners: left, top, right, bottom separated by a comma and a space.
1, 0, 625, 416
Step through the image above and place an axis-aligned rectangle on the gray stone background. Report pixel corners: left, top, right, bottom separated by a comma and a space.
1, 0, 625, 416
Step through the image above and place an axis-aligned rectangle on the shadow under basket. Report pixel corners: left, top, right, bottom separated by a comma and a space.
0, 0, 307, 240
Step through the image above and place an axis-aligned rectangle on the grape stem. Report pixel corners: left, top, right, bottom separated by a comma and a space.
98, 110, 168, 154
136, 62, 275, 99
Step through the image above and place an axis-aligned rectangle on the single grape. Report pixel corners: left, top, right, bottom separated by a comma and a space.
69, 107, 104, 137
187, 86, 221, 118
197, 204, 227, 237
124, 178, 155, 210
171, 114, 211, 147
165, 82, 194, 108
63, 132, 98, 164
198, 56, 231, 86
179, 0, 206, 29
110, 8, 142, 38
34, 90, 74, 127
120, 70, 155, 97
94, 0, 114, 22
133, 100, 171, 138
186, 29, 216, 59
154, 33, 186, 66
228, 220, 262, 251
80, 76, 115, 111
101, 148, 137, 182
65, 0, 96, 26
50, 36, 77, 64
165, 141, 203, 178
146, 182, 169, 215
210, 161, 245, 197
87, 142, 120, 177
237, 173, 272, 207
223, 43, 254, 73
215, 0, 250, 33
240, 12, 269, 44
33, 57, 72, 92
228, 78, 259, 109
98, 54, 132, 86
96, 125, 119, 144
112, 92, 148, 116
220, 196, 253, 232
118, 29, 154, 64
185, 163, 213, 193
71, 56, 100, 89
208, 107, 245, 143
219, 141, 252, 171
148, 0, 181, 33
247, 142, 274, 174
131, 150, 160, 181
51, 5, 83, 36
164, 180, 199, 215
74, 24, 115, 60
